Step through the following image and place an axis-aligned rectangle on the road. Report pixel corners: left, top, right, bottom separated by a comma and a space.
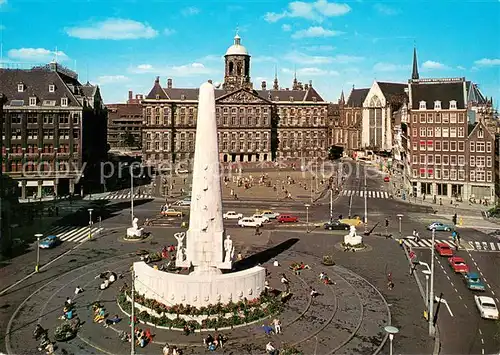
335, 160, 500, 354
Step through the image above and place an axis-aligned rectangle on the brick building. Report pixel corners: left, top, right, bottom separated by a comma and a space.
107, 96, 143, 149
406, 77, 496, 202
0, 63, 107, 198
141, 33, 329, 166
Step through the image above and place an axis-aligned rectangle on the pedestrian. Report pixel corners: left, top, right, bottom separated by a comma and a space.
280, 273, 289, 292
273, 318, 281, 334
255, 225, 260, 235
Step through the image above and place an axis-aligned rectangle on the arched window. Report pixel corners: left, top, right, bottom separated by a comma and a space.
228, 62, 234, 74
237, 62, 242, 75
370, 95, 382, 107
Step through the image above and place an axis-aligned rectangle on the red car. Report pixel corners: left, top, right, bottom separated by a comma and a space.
435, 242, 454, 256
277, 214, 298, 223
448, 256, 469, 273
384, 176, 390, 182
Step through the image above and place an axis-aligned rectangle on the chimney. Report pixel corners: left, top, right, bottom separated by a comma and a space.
309, 80, 313, 87
128, 90, 133, 101
261, 81, 267, 90
304, 84, 309, 90
208, 79, 213, 84
167, 78, 172, 88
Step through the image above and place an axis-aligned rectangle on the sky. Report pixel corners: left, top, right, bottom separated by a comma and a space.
0, 0, 499, 104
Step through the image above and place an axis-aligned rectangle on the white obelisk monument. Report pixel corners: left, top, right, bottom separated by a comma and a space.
176, 82, 231, 274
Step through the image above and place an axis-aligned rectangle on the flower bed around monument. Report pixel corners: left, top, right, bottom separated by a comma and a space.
118, 291, 284, 330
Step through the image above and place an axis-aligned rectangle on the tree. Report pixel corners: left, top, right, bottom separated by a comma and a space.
328, 145, 344, 160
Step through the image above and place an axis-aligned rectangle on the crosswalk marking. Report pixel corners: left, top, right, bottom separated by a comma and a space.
98, 193, 153, 200
407, 238, 500, 252
341, 190, 390, 199
45, 226, 104, 243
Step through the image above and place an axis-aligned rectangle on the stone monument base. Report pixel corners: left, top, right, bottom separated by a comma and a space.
127, 227, 144, 238
133, 261, 266, 307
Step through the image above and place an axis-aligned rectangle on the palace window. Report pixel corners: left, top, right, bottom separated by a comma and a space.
434, 101, 441, 110
29, 97, 37, 106
419, 101, 426, 110
61, 97, 68, 107
486, 142, 492, 152
449, 100, 457, 110
478, 128, 484, 138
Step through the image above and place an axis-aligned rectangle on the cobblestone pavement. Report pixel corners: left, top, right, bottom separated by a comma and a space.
4, 230, 400, 355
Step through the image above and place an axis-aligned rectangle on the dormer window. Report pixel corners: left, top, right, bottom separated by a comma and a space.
478, 128, 484, 138
419, 101, 426, 110
434, 100, 441, 110
312, 97, 317, 102
29, 97, 37, 106
449, 100, 457, 110
180, 94, 186, 100
49, 84, 55, 93
61, 97, 68, 107
155, 94, 160, 100
17, 83, 24, 92
289, 96, 294, 102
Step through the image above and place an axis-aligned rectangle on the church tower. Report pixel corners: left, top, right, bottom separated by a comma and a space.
411, 47, 420, 80
223, 33, 252, 91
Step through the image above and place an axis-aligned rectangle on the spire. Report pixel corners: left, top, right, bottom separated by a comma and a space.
273, 65, 279, 90
293, 65, 298, 90
340, 90, 345, 104
412, 46, 419, 80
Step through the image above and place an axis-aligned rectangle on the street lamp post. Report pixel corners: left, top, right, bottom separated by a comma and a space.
130, 166, 135, 225
397, 214, 404, 238
364, 168, 368, 234
384, 325, 399, 355
429, 228, 436, 336
329, 188, 333, 222
422, 270, 431, 307
305, 203, 310, 233
35, 233, 43, 272
88, 208, 93, 239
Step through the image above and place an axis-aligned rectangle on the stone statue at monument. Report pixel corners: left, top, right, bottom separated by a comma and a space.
176, 82, 230, 274
126, 217, 144, 238
344, 224, 363, 246
175, 232, 186, 262
224, 235, 234, 263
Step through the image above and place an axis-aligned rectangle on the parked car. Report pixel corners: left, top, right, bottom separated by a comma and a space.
427, 222, 454, 232
252, 214, 270, 224
238, 218, 262, 228
161, 208, 183, 217
277, 215, 298, 223
434, 242, 454, 256
463, 272, 486, 291
223, 211, 243, 219
173, 198, 191, 206
324, 220, 350, 230
448, 256, 469, 273
39, 235, 61, 249
340, 217, 363, 227
384, 176, 390, 182
261, 210, 280, 219
474, 295, 499, 320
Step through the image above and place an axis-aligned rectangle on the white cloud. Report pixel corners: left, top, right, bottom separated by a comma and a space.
8, 48, 69, 62
163, 28, 176, 36
181, 6, 200, 16
373, 62, 410, 72
282, 67, 339, 76
456, 65, 466, 70
137, 64, 153, 70
199, 55, 224, 62
285, 51, 363, 64
282, 24, 292, 32
130, 62, 215, 77
474, 58, 500, 66
422, 60, 447, 69
264, 0, 351, 23
304, 45, 335, 51
66, 18, 158, 40
253, 56, 277, 63
96, 75, 129, 84
373, 4, 399, 15
291, 26, 344, 39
